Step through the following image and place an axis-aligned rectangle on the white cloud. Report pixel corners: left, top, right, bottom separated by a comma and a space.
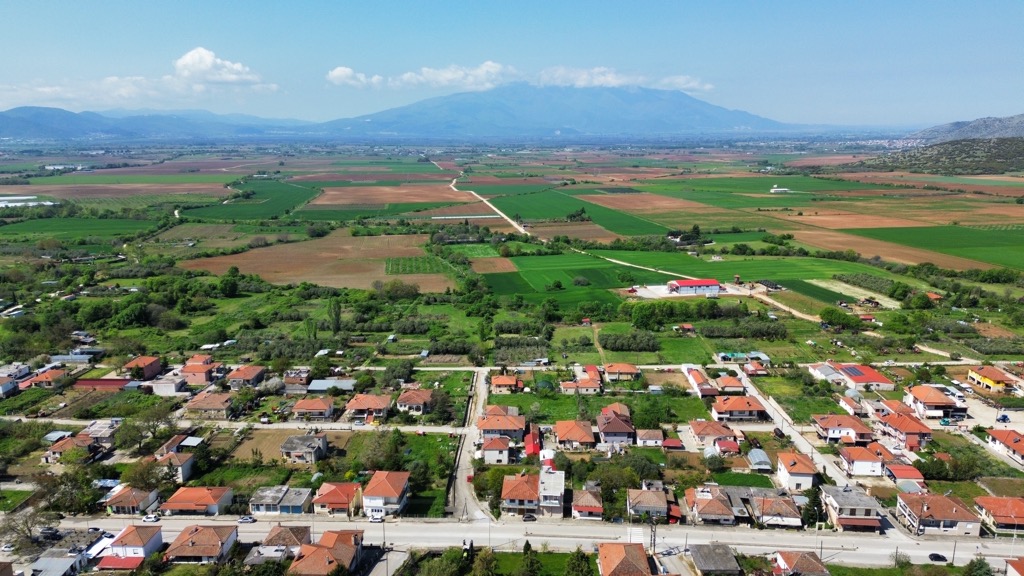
388, 61, 514, 90
326, 66, 383, 88
536, 66, 642, 88
655, 75, 714, 92
173, 47, 263, 86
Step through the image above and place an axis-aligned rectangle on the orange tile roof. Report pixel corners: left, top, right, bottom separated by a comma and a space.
973, 496, 1024, 525
313, 482, 361, 508
477, 413, 527, 432
554, 420, 596, 444
605, 363, 640, 375
598, 543, 650, 576
1007, 558, 1024, 576
162, 487, 231, 510
637, 429, 663, 441
124, 356, 160, 369
713, 395, 766, 413
397, 389, 432, 405
573, 489, 603, 511
50, 435, 95, 453
345, 393, 392, 411
866, 442, 896, 462
879, 413, 932, 434
602, 402, 631, 417
813, 414, 872, 435
227, 364, 265, 381
481, 437, 511, 451
485, 404, 515, 416
156, 451, 193, 467
112, 525, 161, 547
778, 452, 816, 475
899, 493, 979, 522
290, 531, 363, 576
363, 471, 409, 498
560, 379, 601, 390
840, 446, 881, 463
501, 472, 539, 501
263, 525, 311, 547
716, 376, 744, 389
186, 391, 233, 411
908, 386, 956, 405
106, 486, 153, 508
165, 525, 236, 560
988, 428, 1024, 453
180, 363, 217, 374
689, 420, 736, 439
881, 399, 914, 414
294, 397, 333, 412
777, 551, 829, 576
973, 365, 1014, 383
491, 375, 522, 388
186, 354, 213, 365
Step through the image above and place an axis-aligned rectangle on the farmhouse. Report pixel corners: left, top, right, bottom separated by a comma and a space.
312, 482, 362, 517
811, 414, 873, 445
820, 485, 882, 533
164, 525, 237, 564
362, 471, 410, 517
986, 428, 1024, 466
897, 493, 980, 537
968, 365, 1017, 393
160, 487, 233, 516
807, 361, 895, 391
490, 374, 523, 394
667, 278, 720, 297
776, 452, 816, 491
501, 472, 539, 516
553, 420, 596, 450
292, 397, 335, 421
396, 389, 432, 414
711, 395, 768, 422
124, 356, 162, 381
227, 364, 266, 389
185, 391, 234, 419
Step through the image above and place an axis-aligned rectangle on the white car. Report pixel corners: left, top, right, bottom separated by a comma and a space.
142, 514, 160, 523
1, 543, 15, 553
369, 515, 384, 523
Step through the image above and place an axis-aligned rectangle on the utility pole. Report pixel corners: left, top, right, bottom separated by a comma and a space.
649, 516, 657, 554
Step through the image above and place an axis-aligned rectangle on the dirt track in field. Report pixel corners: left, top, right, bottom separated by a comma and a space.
310, 184, 472, 205
793, 229, 994, 270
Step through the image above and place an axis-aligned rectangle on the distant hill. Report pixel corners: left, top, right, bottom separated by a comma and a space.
911, 113, 1024, 142
0, 85, 810, 142
314, 84, 799, 139
845, 137, 1024, 175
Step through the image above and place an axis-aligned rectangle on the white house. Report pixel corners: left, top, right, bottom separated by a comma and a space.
838, 446, 883, 477
636, 429, 664, 447
362, 471, 410, 517
96, 525, 164, 571
987, 429, 1024, 466
776, 452, 816, 491
538, 468, 565, 518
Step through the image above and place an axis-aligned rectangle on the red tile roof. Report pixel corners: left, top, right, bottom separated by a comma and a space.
973, 366, 1014, 383
491, 375, 523, 388
165, 525, 236, 560
186, 391, 233, 411
477, 413, 526, 432
481, 437, 511, 451
973, 496, 1024, 525
161, 487, 231, 511
124, 356, 160, 370
363, 471, 409, 498
812, 414, 872, 435
605, 363, 640, 375
345, 394, 392, 411
227, 364, 266, 381
778, 452, 816, 475
598, 543, 651, 576
97, 556, 144, 570
112, 525, 161, 547
713, 395, 766, 413
397, 389, 432, 405
879, 413, 932, 435
908, 386, 955, 405
313, 482, 361, 509
899, 493, 979, 522
294, 397, 333, 412
988, 428, 1024, 454
554, 420, 596, 444
501, 472, 539, 501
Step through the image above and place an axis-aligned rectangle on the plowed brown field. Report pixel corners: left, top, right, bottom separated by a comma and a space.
310, 184, 471, 205
578, 193, 720, 213
793, 229, 993, 270
528, 221, 620, 242
471, 258, 518, 273
4, 183, 229, 199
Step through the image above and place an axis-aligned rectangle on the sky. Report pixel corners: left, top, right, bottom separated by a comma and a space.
2, 1, 1022, 127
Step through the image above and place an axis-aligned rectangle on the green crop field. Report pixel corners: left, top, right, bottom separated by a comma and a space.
490, 190, 667, 235
783, 280, 857, 304
448, 244, 501, 258
385, 256, 451, 274
644, 176, 881, 194
463, 184, 555, 196
30, 173, 238, 184
589, 250, 889, 282
0, 217, 156, 239
847, 225, 1024, 269
295, 201, 462, 221
183, 180, 319, 220
71, 193, 222, 210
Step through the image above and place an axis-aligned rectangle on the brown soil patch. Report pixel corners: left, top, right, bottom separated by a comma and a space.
4, 183, 229, 199
578, 193, 719, 213
528, 221, 622, 242
231, 429, 301, 462
784, 155, 874, 167
794, 229, 994, 270
412, 201, 497, 217
310, 184, 471, 206
291, 172, 453, 182
471, 257, 518, 273
975, 322, 1018, 339
792, 211, 935, 229
179, 230, 455, 291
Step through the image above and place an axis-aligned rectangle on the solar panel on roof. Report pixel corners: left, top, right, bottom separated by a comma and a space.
842, 366, 864, 377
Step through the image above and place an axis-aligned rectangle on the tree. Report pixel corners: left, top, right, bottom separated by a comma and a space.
518, 541, 541, 576
406, 459, 433, 493
802, 485, 824, 527
310, 355, 332, 380
963, 557, 993, 576
138, 402, 174, 439
219, 276, 239, 298
472, 547, 498, 576
327, 297, 343, 334
0, 507, 60, 544
121, 458, 168, 492
566, 547, 594, 576
701, 454, 728, 473
114, 418, 147, 452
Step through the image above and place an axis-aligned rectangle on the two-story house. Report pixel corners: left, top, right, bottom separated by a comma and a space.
688, 420, 737, 447
345, 394, 392, 424
904, 385, 961, 419
226, 365, 266, 390
553, 420, 596, 450
776, 452, 816, 491
812, 414, 873, 445
281, 434, 329, 464
968, 365, 1016, 393
973, 496, 1024, 532
877, 413, 932, 452
156, 451, 195, 483
313, 482, 362, 517
597, 403, 635, 445
604, 363, 641, 382
481, 437, 513, 465
987, 428, 1024, 466
820, 485, 882, 533
396, 389, 432, 414
164, 525, 237, 564
711, 396, 768, 422
477, 407, 527, 441
362, 471, 410, 517
897, 493, 980, 536
124, 356, 162, 381
490, 374, 523, 394
289, 530, 364, 576
838, 446, 883, 477
185, 391, 234, 419
501, 472, 539, 516
97, 525, 163, 571
538, 468, 565, 517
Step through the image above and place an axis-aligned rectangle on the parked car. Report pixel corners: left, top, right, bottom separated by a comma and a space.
1, 543, 15, 553
237, 516, 257, 524
997, 414, 1011, 423
929, 553, 948, 562
772, 428, 785, 438
142, 514, 160, 523
522, 514, 537, 522
102, 532, 115, 539
369, 515, 384, 523
87, 527, 101, 533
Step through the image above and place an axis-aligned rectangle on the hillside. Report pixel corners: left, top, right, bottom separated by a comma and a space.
843, 137, 1024, 175
911, 113, 1024, 142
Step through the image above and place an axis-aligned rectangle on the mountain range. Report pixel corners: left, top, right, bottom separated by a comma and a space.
0, 85, 806, 142
910, 113, 1024, 142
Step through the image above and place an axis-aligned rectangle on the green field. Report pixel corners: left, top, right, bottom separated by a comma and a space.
448, 244, 501, 258
385, 256, 452, 274
183, 180, 319, 220
296, 201, 464, 221
590, 250, 890, 282
711, 472, 775, 488
71, 193, 223, 210
0, 489, 33, 512
490, 191, 668, 235
465, 184, 556, 196
31, 173, 238, 184
0, 217, 156, 239
783, 280, 857, 305
847, 225, 1024, 269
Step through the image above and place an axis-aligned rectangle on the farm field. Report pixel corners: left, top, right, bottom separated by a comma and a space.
30, 173, 239, 184
489, 190, 668, 235
295, 202, 461, 221
846, 225, 1024, 270
782, 279, 857, 305
183, 180, 320, 220
386, 255, 452, 275
309, 184, 471, 206
0, 217, 156, 240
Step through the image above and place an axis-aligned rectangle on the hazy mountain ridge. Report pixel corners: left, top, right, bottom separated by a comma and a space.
846, 137, 1024, 175
911, 113, 1024, 142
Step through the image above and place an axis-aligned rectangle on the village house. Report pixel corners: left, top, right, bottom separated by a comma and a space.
396, 389, 433, 414
481, 437, 513, 464
490, 374, 524, 394
684, 365, 718, 398
180, 359, 220, 385
41, 435, 97, 464
313, 482, 362, 517
292, 397, 335, 421
685, 485, 738, 526
185, 391, 234, 419
227, 364, 267, 389
362, 471, 410, 517
987, 428, 1024, 466
249, 486, 312, 515
147, 375, 187, 397
538, 468, 565, 517
904, 385, 960, 419
626, 487, 668, 519
478, 406, 527, 441
968, 365, 1017, 393
773, 551, 830, 576
838, 446, 884, 477
820, 485, 882, 533
79, 418, 121, 448
284, 368, 311, 386
345, 393, 392, 424
811, 414, 873, 445
807, 361, 895, 391
973, 496, 1024, 532
636, 429, 664, 447
553, 420, 596, 450
572, 489, 603, 520
743, 360, 769, 377
156, 451, 194, 483
711, 395, 768, 422
501, 472, 539, 516
124, 356, 162, 381
280, 434, 329, 464
103, 485, 159, 515
838, 396, 865, 417
885, 464, 925, 487
897, 493, 980, 536
160, 487, 233, 516
164, 525, 237, 564
776, 452, 816, 491
597, 543, 652, 576
243, 525, 311, 568
688, 420, 737, 447
598, 404, 635, 445
604, 363, 641, 382
96, 526, 163, 572
289, 530, 364, 576
877, 413, 933, 452
750, 493, 802, 529
876, 399, 915, 418
715, 376, 746, 395
560, 379, 602, 395
23, 368, 67, 389
582, 365, 603, 383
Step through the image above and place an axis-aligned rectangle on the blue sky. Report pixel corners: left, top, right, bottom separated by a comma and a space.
2, 1, 1021, 126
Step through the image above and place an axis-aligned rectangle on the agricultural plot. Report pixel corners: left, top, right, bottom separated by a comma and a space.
31, 173, 238, 184
447, 244, 500, 258
295, 202, 461, 221
490, 190, 668, 235
183, 180, 319, 220
846, 225, 1024, 270
463, 183, 555, 196
782, 280, 857, 305
385, 256, 451, 275
0, 217, 156, 240
72, 193, 223, 210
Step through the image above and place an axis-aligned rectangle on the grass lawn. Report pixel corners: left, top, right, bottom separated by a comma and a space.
493, 552, 598, 576
711, 472, 775, 488
752, 376, 840, 423
828, 566, 962, 576
0, 489, 33, 512
191, 464, 291, 497
404, 488, 447, 517
980, 477, 1024, 497
0, 387, 53, 415
924, 480, 988, 502
630, 447, 667, 465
